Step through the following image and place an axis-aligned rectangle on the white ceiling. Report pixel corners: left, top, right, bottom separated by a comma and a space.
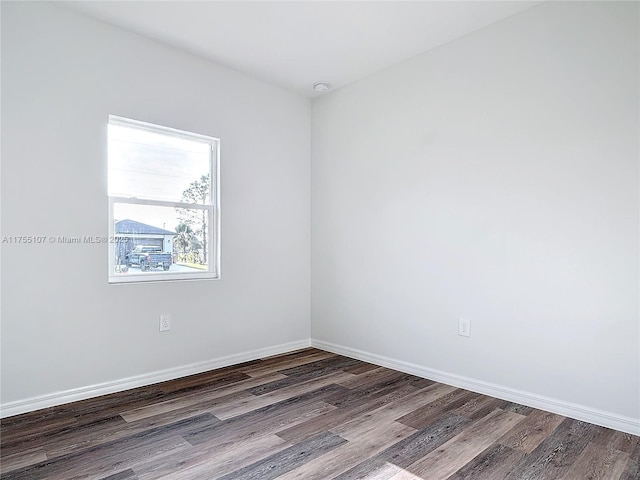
59, 1, 541, 97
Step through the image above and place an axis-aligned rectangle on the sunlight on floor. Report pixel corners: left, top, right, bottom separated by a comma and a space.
363, 462, 424, 479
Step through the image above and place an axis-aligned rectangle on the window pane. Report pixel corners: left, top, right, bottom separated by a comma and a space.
112, 203, 212, 276
108, 123, 212, 203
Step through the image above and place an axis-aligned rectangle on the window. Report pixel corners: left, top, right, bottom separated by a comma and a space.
108, 116, 219, 283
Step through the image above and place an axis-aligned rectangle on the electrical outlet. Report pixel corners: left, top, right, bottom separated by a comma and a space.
160, 313, 171, 332
458, 317, 470, 337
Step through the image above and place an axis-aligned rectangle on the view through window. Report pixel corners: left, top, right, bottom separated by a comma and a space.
108, 116, 219, 283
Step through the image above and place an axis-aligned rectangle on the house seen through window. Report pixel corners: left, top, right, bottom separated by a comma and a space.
108, 116, 219, 283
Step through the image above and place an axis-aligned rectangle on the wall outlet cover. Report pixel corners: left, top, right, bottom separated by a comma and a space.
160, 314, 171, 332
458, 318, 470, 337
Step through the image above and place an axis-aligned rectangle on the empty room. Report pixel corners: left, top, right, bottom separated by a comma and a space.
1, 1, 638, 479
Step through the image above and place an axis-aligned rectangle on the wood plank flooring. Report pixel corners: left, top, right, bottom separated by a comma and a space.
1, 348, 638, 479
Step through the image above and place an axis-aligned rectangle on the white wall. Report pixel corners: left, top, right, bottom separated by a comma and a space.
312, 0, 639, 425
1, 2, 311, 407
2, 1, 638, 434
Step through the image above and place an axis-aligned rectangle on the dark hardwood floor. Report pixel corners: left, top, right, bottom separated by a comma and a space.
1, 348, 638, 479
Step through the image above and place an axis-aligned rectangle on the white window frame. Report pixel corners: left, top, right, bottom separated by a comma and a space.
108, 115, 220, 284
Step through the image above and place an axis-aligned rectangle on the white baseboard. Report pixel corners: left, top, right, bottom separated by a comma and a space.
3, 337, 638, 436
0, 339, 311, 419
311, 339, 640, 436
